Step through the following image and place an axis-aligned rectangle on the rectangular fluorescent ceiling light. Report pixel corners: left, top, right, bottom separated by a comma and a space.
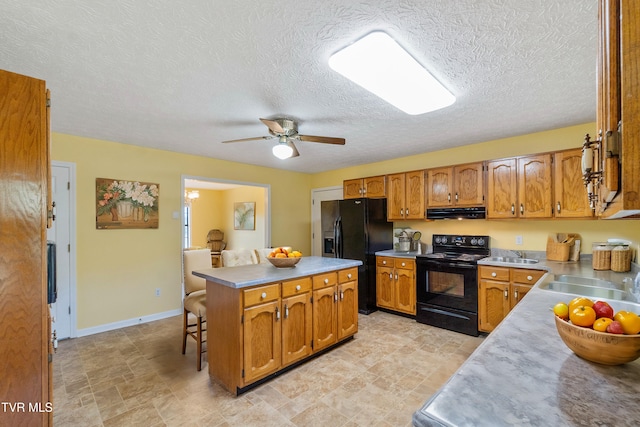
329, 31, 455, 115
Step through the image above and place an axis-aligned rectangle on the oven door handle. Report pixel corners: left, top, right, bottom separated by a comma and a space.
421, 261, 477, 270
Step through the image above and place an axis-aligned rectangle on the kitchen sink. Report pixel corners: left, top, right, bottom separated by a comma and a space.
483, 256, 539, 264
553, 275, 617, 288
539, 281, 626, 301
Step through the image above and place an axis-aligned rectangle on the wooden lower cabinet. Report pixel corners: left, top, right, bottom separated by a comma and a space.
207, 267, 358, 394
478, 266, 544, 332
376, 256, 416, 315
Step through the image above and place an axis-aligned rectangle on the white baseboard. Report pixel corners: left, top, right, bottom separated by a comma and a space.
76, 308, 182, 337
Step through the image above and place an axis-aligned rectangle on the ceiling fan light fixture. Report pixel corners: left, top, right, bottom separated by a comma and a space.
328, 31, 455, 115
272, 142, 294, 159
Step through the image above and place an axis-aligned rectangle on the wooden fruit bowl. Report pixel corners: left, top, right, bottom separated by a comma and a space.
554, 316, 640, 365
267, 256, 301, 268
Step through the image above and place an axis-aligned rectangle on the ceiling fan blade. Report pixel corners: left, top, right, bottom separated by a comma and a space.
222, 136, 272, 143
287, 139, 300, 157
259, 118, 285, 134
298, 134, 346, 145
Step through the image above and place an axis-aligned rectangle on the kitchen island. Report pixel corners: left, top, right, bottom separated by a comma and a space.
413, 259, 640, 426
193, 256, 362, 395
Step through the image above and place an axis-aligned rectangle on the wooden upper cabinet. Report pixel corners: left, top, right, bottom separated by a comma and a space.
343, 175, 386, 199
486, 159, 518, 218
553, 149, 593, 218
487, 155, 552, 218
518, 154, 552, 218
594, 0, 640, 218
387, 170, 425, 220
426, 162, 484, 207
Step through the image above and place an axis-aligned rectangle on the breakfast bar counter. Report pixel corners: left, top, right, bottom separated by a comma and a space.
413, 261, 640, 427
193, 256, 363, 395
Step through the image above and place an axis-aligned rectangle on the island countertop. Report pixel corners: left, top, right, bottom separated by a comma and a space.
413, 260, 640, 427
192, 256, 362, 289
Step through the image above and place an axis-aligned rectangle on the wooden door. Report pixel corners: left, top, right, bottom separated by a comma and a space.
486, 159, 517, 218
243, 301, 281, 384
517, 154, 552, 218
364, 175, 386, 198
510, 284, 533, 309
343, 178, 363, 199
312, 286, 337, 352
395, 264, 415, 315
405, 170, 425, 219
337, 281, 358, 340
454, 163, 484, 206
0, 70, 51, 427
386, 173, 406, 220
554, 149, 593, 218
282, 292, 312, 367
426, 167, 453, 207
376, 265, 395, 309
478, 280, 510, 332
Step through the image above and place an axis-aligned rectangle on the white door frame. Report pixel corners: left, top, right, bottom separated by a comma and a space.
310, 186, 343, 256
49, 161, 77, 339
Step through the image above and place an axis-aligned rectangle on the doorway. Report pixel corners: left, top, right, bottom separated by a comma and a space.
311, 186, 343, 256
47, 161, 77, 339
181, 175, 271, 252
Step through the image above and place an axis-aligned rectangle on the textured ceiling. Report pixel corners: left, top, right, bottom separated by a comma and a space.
0, 0, 597, 173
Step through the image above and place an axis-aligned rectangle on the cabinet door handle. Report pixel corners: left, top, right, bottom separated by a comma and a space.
347, 273, 352, 279
395, 274, 399, 280
340, 290, 344, 300
261, 292, 267, 299
382, 260, 387, 265
389, 273, 393, 279
520, 204, 524, 215
362, 187, 366, 195
504, 289, 508, 299
400, 208, 404, 216
324, 278, 329, 284
556, 202, 561, 214
491, 272, 497, 278
296, 285, 301, 291
284, 304, 289, 319
527, 275, 533, 281
447, 193, 451, 202
275, 305, 280, 320
455, 192, 459, 202
401, 262, 405, 267
334, 292, 338, 302
514, 290, 519, 301
511, 204, 515, 215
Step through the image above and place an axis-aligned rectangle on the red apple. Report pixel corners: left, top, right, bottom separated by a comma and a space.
606, 320, 624, 334
592, 300, 614, 319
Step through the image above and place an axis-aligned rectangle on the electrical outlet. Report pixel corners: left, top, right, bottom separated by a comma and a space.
515, 235, 523, 245
155, 288, 161, 297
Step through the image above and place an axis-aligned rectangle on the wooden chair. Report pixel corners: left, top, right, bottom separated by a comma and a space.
182, 249, 211, 370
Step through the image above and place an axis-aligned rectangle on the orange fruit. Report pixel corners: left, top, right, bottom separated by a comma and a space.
570, 305, 596, 328
552, 302, 569, 320
613, 311, 640, 335
275, 253, 287, 258
568, 297, 594, 314
593, 317, 613, 332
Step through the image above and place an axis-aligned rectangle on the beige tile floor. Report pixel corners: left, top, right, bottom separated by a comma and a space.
53, 311, 484, 426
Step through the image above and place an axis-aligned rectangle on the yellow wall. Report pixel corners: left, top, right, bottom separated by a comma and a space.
52, 122, 639, 332
52, 133, 310, 330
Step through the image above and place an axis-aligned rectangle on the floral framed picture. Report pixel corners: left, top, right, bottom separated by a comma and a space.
234, 202, 255, 230
96, 178, 159, 229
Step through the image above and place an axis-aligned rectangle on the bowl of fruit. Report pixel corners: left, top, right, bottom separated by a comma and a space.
266, 247, 303, 268
553, 297, 640, 365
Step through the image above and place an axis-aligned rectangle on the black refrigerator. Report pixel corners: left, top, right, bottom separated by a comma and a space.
321, 198, 393, 314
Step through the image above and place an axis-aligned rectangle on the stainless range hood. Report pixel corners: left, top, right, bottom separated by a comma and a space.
426, 207, 486, 220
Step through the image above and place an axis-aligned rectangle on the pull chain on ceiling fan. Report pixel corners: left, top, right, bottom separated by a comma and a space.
222, 118, 345, 159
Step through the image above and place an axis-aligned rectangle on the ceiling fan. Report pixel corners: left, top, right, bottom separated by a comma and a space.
222, 118, 345, 159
